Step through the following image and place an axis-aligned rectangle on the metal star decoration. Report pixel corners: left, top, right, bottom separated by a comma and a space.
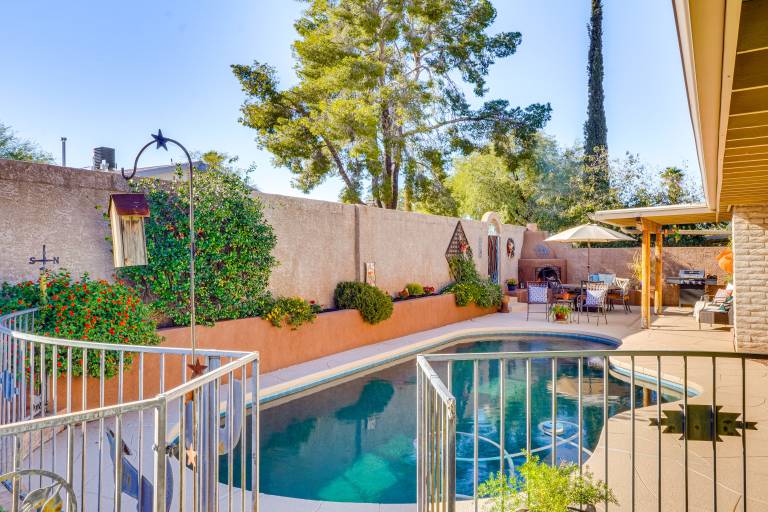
188, 358, 207, 378
185, 444, 198, 469
151, 129, 169, 151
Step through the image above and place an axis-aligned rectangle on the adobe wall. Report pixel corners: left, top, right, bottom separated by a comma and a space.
0, 160, 526, 306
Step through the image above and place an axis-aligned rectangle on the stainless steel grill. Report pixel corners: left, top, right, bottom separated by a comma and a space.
665, 270, 718, 307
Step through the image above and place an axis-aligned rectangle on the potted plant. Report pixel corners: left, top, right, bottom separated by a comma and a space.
551, 303, 571, 322
506, 278, 518, 292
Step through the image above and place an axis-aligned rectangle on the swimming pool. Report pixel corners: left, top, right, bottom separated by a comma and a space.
226, 334, 657, 504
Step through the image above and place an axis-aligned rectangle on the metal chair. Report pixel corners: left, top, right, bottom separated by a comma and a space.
526, 281, 551, 321
607, 277, 631, 313
578, 281, 609, 325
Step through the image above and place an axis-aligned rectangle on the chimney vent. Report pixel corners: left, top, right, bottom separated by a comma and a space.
93, 147, 116, 170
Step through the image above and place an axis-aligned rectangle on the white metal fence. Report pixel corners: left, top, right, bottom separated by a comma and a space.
0, 308, 259, 511
416, 349, 768, 512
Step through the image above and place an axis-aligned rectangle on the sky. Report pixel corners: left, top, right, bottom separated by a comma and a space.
1, 1, 699, 202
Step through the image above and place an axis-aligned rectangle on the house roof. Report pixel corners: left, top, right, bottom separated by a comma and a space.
673, 0, 768, 212
591, 203, 730, 229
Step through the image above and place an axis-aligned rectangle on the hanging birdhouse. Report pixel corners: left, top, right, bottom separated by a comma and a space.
109, 193, 150, 267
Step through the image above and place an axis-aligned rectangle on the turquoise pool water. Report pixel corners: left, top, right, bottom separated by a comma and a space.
224, 334, 656, 504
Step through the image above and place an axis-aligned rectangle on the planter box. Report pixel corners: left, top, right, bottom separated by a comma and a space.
56, 293, 494, 411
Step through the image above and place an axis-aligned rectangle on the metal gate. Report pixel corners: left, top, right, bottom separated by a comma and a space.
487, 235, 499, 283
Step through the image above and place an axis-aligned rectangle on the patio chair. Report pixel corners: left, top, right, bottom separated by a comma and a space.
578, 281, 609, 325
607, 277, 631, 313
694, 286, 734, 330
526, 281, 551, 321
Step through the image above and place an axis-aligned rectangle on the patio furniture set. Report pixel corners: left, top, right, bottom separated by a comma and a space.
525, 275, 632, 325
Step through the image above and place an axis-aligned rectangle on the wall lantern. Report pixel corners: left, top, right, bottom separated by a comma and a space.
109, 193, 150, 267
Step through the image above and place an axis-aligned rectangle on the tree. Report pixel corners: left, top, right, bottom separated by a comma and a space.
659, 166, 691, 205
0, 122, 53, 163
232, 0, 550, 209
583, 0, 607, 189
446, 134, 579, 231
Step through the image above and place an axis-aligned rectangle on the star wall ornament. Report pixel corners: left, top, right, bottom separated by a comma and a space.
151, 129, 169, 151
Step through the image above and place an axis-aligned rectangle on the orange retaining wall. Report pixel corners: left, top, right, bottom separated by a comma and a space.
58, 293, 493, 411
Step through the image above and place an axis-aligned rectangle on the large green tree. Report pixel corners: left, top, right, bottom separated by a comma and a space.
0, 122, 53, 163
446, 134, 579, 231
232, 0, 550, 208
583, 0, 607, 189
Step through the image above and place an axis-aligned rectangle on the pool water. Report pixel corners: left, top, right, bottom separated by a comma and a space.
224, 335, 658, 504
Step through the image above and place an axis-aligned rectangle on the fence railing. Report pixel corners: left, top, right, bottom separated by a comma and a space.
0, 308, 259, 511
416, 349, 768, 512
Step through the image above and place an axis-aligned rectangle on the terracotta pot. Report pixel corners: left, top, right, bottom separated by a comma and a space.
555, 312, 567, 321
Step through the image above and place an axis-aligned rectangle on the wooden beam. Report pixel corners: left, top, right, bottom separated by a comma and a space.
654, 228, 663, 314
641, 220, 653, 328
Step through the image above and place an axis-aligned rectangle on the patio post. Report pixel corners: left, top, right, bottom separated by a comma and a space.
654, 227, 663, 314
640, 219, 657, 328
641, 222, 650, 328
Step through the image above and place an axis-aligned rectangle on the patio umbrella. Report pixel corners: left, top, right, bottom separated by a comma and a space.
544, 223, 634, 276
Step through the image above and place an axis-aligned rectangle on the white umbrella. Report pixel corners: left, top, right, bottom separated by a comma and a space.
544, 223, 634, 276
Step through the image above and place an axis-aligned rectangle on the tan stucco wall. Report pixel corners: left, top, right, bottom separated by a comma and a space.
256, 191, 525, 306
0, 161, 525, 307
732, 205, 768, 348
0, 159, 127, 283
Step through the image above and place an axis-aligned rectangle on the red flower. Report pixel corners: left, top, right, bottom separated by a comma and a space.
119, 320, 126, 326
109, 328, 115, 335
54, 327, 60, 334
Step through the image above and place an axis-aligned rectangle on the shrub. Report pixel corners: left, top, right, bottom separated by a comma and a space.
447, 254, 480, 282
478, 454, 617, 511
0, 270, 161, 378
264, 296, 321, 330
443, 254, 502, 309
334, 282, 393, 324
118, 169, 277, 326
405, 283, 425, 296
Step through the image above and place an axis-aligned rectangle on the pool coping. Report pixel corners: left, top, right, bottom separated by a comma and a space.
260, 325, 622, 406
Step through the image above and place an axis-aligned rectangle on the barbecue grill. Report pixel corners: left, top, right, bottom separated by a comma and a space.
665, 269, 718, 307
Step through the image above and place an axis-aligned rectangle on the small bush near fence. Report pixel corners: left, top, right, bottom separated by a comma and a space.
334, 282, 394, 324
0, 270, 161, 378
264, 296, 321, 330
444, 254, 502, 309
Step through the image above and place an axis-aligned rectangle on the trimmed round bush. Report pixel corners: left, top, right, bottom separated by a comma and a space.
334, 282, 393, 324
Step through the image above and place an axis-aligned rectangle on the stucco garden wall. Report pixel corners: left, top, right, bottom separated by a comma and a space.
258, 192, 525, 306
0, 159, 129, 283
732, 205, 768, 348
0, 160, 525, 306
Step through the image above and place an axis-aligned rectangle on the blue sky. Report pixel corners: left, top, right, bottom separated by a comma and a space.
2, 1, 698, 201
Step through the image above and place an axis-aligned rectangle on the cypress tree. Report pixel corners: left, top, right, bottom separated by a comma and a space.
584, 0, 607, 162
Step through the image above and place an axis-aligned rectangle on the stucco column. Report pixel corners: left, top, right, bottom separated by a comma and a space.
732, 205, 768, 349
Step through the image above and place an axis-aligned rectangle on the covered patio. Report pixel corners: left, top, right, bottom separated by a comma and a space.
592, 204, 732, 329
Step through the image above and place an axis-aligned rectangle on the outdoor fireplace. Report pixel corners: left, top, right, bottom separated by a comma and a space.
536, 266, 562, 283
517, 227, 567, 286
